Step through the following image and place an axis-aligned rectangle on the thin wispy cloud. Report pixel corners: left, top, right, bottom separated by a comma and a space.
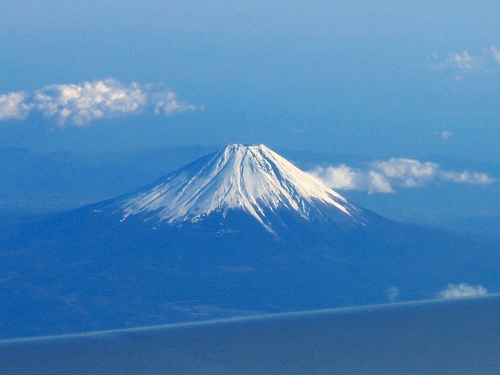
489, 45, 500, 62
440, 170, 495, 185
451, 51, 476, 70
0, 79, 200, 126
309, 158, 495, 194
429, 45, 500, 73
440, 131, 452, 140
387, 286, 400, 303
437, 283, 488, 299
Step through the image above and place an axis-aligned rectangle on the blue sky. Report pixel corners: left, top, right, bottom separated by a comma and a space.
1, 1, 500, 160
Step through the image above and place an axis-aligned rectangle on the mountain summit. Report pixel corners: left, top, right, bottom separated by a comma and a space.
1, 144, 497, 339
113, 144, 367, 232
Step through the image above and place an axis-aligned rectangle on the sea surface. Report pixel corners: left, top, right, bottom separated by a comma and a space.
1, 295, 499, 375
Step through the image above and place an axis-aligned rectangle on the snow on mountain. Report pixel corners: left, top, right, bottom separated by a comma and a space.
2, 144, 498, 339
113, 144, 367, 231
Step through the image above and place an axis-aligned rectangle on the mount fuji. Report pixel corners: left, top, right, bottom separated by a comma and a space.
1, 144, 498, 338
107, 143, 369, 232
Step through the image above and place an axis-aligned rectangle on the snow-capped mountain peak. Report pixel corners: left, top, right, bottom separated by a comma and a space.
116, 144, 367, 231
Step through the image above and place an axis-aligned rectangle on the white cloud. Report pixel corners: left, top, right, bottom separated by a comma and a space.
490, 45, 500, 62
366, 170, 393, 193
0, 79, 200, 126
440, 131, 452, 140
34, 79, 147, 126
452, 51, 476, 70
440, 170, 495, 185
387, 286, 400, 302
430, 45, 500, 73
309, 158, 495, 194
152, 91, 200, 116
310, 164, 362, 191
309, 165, 393, 194
373, 158, 438, 188
437, 283, 488, 299
0, 92, 32, 120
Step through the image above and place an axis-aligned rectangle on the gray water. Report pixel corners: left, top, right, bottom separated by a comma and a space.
1, 296, 499, 374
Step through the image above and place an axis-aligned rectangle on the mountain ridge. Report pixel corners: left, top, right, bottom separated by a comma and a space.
0, 144, 498, 339
107, 144, 369, 233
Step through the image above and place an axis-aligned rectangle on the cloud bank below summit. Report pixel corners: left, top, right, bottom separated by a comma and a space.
437, 283, 488, 299
0, 79, 200, 126
310, 158, 495, 194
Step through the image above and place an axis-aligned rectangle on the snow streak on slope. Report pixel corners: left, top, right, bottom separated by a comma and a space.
117, 144, 367, 231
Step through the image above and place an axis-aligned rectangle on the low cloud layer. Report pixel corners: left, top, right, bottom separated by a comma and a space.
437, 283, 488, 299
309, 158, 495, 194
0, 79, 199, 126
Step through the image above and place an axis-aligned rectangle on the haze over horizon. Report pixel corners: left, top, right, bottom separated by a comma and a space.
1, 1, 500, 161
1, 6, 499, 372
1, 2, 500, 227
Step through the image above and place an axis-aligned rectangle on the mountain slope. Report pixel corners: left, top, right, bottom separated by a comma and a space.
108, 144, 367, 232
0, 144, 498, 339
